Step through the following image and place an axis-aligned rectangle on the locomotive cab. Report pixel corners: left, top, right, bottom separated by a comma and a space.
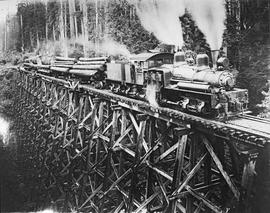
106, 52, 174, 98
144, 66, 172, 105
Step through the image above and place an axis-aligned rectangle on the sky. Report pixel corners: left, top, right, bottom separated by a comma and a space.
0, 0, 18, 23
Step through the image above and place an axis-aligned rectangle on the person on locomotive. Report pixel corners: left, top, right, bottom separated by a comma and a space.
216, 89, 229, 119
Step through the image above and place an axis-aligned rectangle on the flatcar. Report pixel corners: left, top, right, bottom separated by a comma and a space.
21, 56, 108, 87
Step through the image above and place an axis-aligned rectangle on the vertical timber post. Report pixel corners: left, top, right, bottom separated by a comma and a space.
100, 105, 119, 212
127, 114, 148, 213
166, 127, 189, 212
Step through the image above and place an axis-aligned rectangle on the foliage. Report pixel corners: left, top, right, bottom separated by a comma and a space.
237, 41, 269, 110
46, 1, 60, 39
0, 67, 16, 116
17, 1, 47, 51
180, 13, 211, 54
224, 0, 270, 110
107, 0, 159, 53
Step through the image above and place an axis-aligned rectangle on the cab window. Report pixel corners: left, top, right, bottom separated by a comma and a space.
148, 60, 155, 67
143, 61, 148, 68
164, 58, 172, 64
156, 59, 163, 66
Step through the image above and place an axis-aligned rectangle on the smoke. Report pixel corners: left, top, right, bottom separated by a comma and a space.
32, 36, 130, 60
145, 83, 159, 107
185, 0, 226, 50
129, 0, 185, 47
73, 36, 131, 57
130, 0, 226, 50
98, 38, 131, 57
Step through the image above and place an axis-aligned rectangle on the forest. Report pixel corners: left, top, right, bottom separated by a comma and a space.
0, 1, 269, 212
4, 0, 270, 111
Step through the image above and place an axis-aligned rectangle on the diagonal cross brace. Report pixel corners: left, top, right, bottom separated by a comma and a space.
201, 134, 240, 200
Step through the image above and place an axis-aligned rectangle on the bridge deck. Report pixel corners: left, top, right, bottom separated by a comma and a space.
80, 84, 270, 146
20, 69, 270, 146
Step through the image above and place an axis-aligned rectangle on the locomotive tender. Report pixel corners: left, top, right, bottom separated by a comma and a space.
21, 50, 248, 118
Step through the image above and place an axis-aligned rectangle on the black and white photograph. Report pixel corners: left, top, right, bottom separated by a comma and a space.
0, 0, 269, 212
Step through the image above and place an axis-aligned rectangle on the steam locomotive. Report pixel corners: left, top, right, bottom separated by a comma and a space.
106, 51, 248, 118
21, 50, 248, 118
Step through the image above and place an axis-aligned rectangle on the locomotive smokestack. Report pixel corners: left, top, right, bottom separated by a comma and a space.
211, 50, 219, 69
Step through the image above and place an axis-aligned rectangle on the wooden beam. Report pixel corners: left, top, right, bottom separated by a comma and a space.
128, 118, 147, 213
166, 128, 188, 212
172, 152, 207, 196
201, 134, 240, 200
186, 185, 224, 213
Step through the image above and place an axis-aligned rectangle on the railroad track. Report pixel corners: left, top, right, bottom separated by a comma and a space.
227, 115, 270, 137
20, 68, 270, 147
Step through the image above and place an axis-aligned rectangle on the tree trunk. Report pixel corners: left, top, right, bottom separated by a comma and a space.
64, 1, 67, 39
74, 0, 78, 39
68, 0, 75, 40
4, 15, 7, 51
52, 24, 56, 41
81, 0, 89, 56
20, 14, 24, 52
45, 0, 48, 41
36, 31, 40, 49
59, 0, 68, 57
95, 0, 99, 53
104, 0, 109, 39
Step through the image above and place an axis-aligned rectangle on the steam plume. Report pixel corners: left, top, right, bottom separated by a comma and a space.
98, 38, 131, 57
130, 0, 186, 47
145, 83, 159, 107
130, 0, 226, 50
74, 36, 131, 57
185, 0, 226, 50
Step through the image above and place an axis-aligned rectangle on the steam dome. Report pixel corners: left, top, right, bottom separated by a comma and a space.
196, 54, 209, 67
174, 51, 185, 63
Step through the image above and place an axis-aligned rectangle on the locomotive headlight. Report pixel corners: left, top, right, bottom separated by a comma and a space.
217, 57, 229, 68
219, 72, 235, 88
225, 77, 235, 88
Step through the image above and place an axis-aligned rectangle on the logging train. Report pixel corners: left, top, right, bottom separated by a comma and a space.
21, 50, 248, 119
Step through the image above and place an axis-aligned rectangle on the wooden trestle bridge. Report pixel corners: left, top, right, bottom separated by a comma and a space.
13, 68, 270, 213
